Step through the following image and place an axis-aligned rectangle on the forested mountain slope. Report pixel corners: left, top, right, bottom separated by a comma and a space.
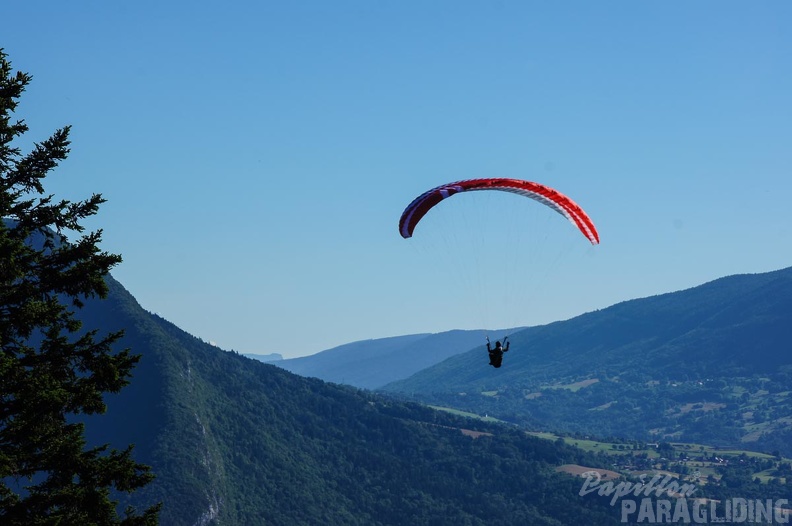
78, 276, 619, 525
383, 267, 792, 454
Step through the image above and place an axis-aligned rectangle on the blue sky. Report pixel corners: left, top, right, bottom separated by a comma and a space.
5, 1, 791, 357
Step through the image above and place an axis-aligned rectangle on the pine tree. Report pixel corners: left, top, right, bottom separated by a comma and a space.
0, 49, 160, 525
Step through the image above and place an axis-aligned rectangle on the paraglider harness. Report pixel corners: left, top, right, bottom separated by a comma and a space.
486, 336, 509, 368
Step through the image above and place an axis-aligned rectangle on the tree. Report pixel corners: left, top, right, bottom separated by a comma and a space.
0, 49, 160, 524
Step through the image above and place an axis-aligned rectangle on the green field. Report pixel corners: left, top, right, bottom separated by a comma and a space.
425, 404, 791, 484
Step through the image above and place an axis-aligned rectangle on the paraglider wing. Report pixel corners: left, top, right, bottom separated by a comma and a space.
398, 178, 599, 244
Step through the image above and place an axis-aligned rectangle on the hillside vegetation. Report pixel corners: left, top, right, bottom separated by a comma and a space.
383, 267, 792, 455
79, 276, 622, 525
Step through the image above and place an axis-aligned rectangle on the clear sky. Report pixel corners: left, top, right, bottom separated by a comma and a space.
5, 1, 791, 358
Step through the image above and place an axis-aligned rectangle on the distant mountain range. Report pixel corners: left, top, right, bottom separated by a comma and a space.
388, 266, 792, 389
242, 352, 283, 363
271, 265, 792, 455
379, 266, 792, 453
275, 328, 517, 389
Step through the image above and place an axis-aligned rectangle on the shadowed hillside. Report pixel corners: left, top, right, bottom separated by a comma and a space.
76, 276, 620, 525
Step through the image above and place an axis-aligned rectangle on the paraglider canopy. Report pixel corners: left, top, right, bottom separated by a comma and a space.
398, 178, 599, 244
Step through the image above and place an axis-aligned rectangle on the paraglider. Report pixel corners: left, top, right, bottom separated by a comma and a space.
398, 178, 599, 369
486, 336, 509, 368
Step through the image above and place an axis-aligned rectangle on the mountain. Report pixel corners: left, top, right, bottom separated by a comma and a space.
276, 328, 517, 389
73, 275, 621, 525
382, 266, 792, 454
243, 352, 283, 363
